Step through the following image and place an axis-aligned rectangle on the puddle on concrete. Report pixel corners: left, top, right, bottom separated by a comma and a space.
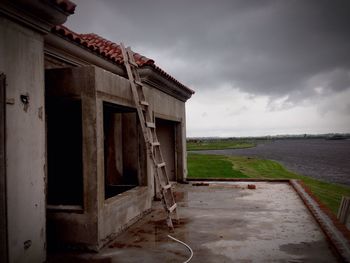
279, 240, 335, 261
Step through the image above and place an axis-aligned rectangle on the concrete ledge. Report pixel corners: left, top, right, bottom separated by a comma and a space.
187, 178, 291, 182
101, 186, 152, 248
101, 208, 152, 249
290, 179, 350, 262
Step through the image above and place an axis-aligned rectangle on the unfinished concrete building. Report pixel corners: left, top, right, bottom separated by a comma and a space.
0, 1, 193, 262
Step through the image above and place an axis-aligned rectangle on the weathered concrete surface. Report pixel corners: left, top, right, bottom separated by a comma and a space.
48, 182, 338, 262
0, 17, 46, 263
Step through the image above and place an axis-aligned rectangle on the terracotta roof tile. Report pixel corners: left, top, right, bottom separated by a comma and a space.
52, 25, 154, 66
49, 0, 76, 14
51, 25, 194, 94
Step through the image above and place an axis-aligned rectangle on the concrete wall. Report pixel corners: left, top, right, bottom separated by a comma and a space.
95, 67, 187, 241
0, 17, 46, 262
95, 68, 152, 244
46, 67, 145, 249
150, 86, 187, 182
94, 67, 187, 183
46, 67, 99, 250
46, 66, 188, 249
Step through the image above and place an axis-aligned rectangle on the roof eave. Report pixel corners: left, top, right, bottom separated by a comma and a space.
0, 0, 75, 33
139, 66, 194, 102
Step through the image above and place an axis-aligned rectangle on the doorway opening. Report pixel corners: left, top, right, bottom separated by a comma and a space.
46, 98, 84, 208
155, 118, 178, 181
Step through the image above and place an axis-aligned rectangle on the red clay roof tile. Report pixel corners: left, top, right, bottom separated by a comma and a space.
52, 25, 154, 66
52, 25, 194, 94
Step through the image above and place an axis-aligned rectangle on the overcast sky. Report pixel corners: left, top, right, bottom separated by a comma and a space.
66, 0, 350, 137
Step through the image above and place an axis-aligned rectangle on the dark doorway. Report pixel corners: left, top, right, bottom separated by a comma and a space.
155, 118, 177, 181
103, 102, 139, 199
46, 98, 83, 207
0, 73, 8, 263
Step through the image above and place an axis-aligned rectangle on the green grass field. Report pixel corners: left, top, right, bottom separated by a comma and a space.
187, 153, 350, 214
187, 139, 255, 151
188, 154, 248, 179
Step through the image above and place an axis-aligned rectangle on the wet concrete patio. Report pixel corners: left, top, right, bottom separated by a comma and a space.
49, 182, 338, 262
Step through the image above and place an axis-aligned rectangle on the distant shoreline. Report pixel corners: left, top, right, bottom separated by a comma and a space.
187, 133, 350, 141
190, 139, 350, 186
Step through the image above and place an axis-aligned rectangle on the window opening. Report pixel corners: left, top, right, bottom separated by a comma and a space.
103, 102, 139, 199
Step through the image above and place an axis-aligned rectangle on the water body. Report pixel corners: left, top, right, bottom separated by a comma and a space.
192, 139, 350, 186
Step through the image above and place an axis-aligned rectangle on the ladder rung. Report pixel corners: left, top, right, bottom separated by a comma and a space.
140, 100, 149, 106
162, 184, 172, 190
146, 122, 155, 128
135, 80, 143, 86
128, 58, 138, 67
151, 141, 160, 147
168, 203, 177, 213
156, 162, 166, 168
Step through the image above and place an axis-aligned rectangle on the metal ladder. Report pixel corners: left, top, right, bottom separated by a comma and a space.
120, 43, 178, 230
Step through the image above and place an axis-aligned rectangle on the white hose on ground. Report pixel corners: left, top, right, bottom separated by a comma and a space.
168, 234, 194, 263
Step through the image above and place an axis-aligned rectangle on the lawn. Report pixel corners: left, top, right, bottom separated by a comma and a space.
187, 153, 350, 215
188, 154, 248, 179
187, 139, 255, 151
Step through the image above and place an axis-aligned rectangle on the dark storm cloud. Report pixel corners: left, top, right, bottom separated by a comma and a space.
67, 0, 350, 102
